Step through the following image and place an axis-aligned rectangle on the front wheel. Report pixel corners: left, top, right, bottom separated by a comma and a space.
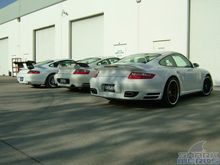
45, 74, 57, 88
201, 75, 213, 96
162, 77, 180, 107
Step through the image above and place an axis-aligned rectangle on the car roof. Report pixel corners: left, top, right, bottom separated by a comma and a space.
125, 51, 182, 59
35, 59, 75, 67
157, 51, 180, 56
52, 59, 75, 62
99, 56, 120, 60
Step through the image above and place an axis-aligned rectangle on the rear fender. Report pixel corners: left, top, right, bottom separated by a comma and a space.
162, 73, 182, 95
44, 73, 56, 84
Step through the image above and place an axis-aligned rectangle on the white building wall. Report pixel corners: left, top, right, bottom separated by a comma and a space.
35, 26, 55, 62
0, 0, 188, 72
103, 0, 139, 57
190, 0, 220, 85
0, 20, 20, 74
0, 38, 9, 75
71, 15, 104, 60
19, 3, 64, 61
139, 0, 188, 55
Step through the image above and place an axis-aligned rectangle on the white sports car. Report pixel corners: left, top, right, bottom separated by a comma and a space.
17, 59, 76, 88
90, 52, 213, 106
55, 57, 120, 90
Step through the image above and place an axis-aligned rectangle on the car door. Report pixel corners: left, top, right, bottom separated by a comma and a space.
171, 53, 200, 92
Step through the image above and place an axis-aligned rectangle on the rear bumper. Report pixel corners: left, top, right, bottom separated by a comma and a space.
55, 74, 91, 88
90, 76, 164, 100
17, 74, 45, 85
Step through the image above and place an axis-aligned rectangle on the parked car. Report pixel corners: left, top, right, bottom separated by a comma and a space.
17, 59, 76, 88
90, 51, 213, 107
55, 57, 120, 90
76, 57, 120, 67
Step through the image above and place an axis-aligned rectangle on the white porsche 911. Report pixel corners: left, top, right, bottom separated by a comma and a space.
55, 57, 120, 90
17, 59, 76, 88
90, 51, 213, 106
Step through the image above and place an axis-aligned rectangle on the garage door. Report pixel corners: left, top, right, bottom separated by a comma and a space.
190, 0, 220, 85
71, 14, 104, 60
0, 38, 9, 76
35, 26, 55, 62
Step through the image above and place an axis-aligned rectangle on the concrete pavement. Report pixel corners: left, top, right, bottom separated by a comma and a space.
1, 77, 220, 165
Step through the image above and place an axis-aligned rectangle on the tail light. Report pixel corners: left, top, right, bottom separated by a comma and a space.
128, 72, 155, 79
93, 71, 99, 78
73, 69, 90, 75
28, 70, 40, 74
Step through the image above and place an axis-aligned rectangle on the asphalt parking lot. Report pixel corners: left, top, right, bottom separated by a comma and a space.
0, 76, 220, 165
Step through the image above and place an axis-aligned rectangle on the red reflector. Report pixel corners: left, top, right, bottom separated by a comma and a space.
73, 69, 90, 75
128, 72, 155, 79
28, 70, 40, 74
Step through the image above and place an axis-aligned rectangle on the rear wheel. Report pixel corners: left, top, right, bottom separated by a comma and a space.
201, 75, 213, 96
162, 77, 180, 107
45, 74, 57, 88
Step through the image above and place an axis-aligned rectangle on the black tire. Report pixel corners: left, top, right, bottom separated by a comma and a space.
162, 77, 180, 107
32, 84, 41, 88
201, 75, 213, 96
45, 74, 57, 88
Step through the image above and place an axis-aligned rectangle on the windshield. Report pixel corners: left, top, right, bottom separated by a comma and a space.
118, 53, 161, 64
77, 58, 101, 64
35, 60, 54, 67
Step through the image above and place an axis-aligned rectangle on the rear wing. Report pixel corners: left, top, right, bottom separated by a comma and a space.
14, 61, 36, 70
58, 62, 90, 69
76, 62, 89, 68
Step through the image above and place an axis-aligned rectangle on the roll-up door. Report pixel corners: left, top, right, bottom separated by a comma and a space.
190, 0, 220, 85
0, 38, 9, 76
71, 14, 104, 60
35, 26, 55, 62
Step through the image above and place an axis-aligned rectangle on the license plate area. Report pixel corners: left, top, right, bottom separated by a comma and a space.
59, 78, 69, 84
20, 77, 24, 81
103, 84, 115, 92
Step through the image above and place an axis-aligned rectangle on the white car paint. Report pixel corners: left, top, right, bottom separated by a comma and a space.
90, 52, 212, 105
17, 59, 75, 87
55, 57, 120, 89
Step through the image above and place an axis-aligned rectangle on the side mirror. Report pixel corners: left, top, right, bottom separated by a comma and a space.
193, 63, 199, 68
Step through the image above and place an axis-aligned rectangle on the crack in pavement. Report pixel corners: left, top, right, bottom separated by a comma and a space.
0, 139, 44, 165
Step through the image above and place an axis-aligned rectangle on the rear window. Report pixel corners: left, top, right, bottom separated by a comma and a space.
118, 53, 160, 64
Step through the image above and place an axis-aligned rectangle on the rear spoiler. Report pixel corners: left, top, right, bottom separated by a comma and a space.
14, 61, 36, 70
75, 62, 89, 68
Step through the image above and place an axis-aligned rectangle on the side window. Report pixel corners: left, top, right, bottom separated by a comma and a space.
59, 60, 75, 67
108, 58, 119, 64
159, 56, 176, 67
97, 59, 108, 66
172, 54, 192, 68
136, 57, 147, 63
49, 60, 75, 68
49, 62, 59, 68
